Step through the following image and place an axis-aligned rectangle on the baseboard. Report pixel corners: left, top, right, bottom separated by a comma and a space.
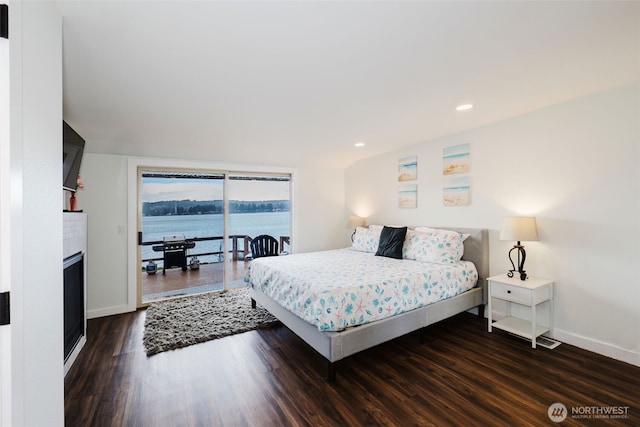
87, 304, 134, 319
488, 311, 639, 367
550, 329, 639, 367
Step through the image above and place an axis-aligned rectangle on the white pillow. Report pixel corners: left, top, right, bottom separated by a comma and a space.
402, 229, 426, 259
351, 225, 383, 253
404, 227, 465, 264
415, 227, 470, 242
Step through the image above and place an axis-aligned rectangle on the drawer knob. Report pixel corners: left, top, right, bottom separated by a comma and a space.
507, 290, 511, 294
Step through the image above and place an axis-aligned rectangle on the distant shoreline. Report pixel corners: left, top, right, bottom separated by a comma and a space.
143, 199, 289, 217
142, 210, 289, 217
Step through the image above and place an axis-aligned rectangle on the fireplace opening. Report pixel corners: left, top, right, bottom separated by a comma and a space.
64, 251, 84, 362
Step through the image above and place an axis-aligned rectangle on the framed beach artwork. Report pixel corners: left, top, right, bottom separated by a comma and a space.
398, 184, 417, 208
398, 156, 417, 181
443, 176, 470, 206
443, 143, 470, 175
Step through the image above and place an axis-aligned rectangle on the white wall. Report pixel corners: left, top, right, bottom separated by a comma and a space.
78, 154, 346, 317
74, 154, 129, 316
294, 166, 346, 253
9, 1, 64, 426
346, 83, 640, 366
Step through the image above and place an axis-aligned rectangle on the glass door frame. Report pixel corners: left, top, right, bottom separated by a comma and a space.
226, 171, 292, 285
136, 166, 229, 307
128, 158, 294, 309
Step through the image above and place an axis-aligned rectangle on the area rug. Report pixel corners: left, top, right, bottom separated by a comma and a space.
143, 287, 278, 356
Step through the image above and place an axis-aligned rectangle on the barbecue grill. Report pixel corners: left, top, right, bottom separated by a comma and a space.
152, 234, 196, 274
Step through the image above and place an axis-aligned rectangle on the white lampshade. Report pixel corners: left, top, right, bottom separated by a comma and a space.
500, 216, 538, 242
348, 216, 365, 229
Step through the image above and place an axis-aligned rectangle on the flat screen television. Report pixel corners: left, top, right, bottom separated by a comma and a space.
62, 121, 85, 192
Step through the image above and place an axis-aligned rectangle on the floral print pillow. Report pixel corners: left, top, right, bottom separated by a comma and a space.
351, 225, 383, 253
403, 228, 465, 264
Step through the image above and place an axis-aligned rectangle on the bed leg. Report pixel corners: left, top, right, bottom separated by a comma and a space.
327, 362, 336, 382
478, 304, 485, 318
251, 298, 256, 309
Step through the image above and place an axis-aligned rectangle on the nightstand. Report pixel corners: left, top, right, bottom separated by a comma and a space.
487, 273, 554, 349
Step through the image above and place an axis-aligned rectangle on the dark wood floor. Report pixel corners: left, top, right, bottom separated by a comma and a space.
65, 310, 639, 426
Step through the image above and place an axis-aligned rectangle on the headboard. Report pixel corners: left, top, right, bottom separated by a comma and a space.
362, 225, 490, 294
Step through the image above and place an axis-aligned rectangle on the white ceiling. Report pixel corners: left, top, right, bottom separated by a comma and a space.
57, 1, 640, 169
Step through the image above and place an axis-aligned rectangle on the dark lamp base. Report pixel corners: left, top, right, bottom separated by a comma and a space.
507, 242, 528, 281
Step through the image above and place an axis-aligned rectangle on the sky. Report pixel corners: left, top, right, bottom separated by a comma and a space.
141, 177, 290, 203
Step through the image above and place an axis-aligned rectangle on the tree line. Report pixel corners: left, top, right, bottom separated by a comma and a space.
142, 199, 289, 216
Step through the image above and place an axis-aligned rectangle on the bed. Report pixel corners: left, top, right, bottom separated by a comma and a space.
245, 226, 489, 380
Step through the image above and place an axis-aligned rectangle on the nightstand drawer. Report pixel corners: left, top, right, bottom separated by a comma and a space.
491, 282, 532, 304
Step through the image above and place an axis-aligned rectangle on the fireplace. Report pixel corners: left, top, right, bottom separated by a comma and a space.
64, 251, 84, 362
63, 212, 87, 375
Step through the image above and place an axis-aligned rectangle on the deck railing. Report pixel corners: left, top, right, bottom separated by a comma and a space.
141, 235, 290, 265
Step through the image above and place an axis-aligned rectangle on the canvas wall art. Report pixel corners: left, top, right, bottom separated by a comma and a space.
443, 143, 470, 175
398, 156, 417, 181
443, 176, 470, 206
398, 184, 417, 208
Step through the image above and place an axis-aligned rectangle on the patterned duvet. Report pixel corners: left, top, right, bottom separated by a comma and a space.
244, 248, 478, 331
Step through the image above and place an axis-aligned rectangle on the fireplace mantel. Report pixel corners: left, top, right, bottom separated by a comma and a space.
63, 211, 87, 258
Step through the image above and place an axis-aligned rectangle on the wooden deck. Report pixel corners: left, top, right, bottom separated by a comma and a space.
141, 260, 249, 303
140, 235, 290, 304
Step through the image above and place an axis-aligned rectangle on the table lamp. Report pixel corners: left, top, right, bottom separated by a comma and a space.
500, 216, 538, 280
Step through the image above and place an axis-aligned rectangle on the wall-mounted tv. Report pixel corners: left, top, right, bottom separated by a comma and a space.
62, 121, 85, 192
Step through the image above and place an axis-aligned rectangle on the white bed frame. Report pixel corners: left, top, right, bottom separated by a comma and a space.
249, 227, 489, 380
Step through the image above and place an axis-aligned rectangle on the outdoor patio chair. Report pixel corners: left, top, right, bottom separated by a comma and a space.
249, 235, 279, 258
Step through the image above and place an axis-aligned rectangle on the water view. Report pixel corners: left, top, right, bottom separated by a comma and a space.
142, 211, 290, 266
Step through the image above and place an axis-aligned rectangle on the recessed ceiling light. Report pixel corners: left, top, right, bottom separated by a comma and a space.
456, 104, 474, 111
354, 142, 365, 147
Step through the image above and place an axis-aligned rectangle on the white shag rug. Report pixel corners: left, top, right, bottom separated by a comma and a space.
143, 287, 278, 356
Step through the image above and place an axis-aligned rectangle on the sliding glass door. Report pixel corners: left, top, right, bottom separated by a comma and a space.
226, 174, 291, 286
137, 168, 291, 306
139, 169, 225, 304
